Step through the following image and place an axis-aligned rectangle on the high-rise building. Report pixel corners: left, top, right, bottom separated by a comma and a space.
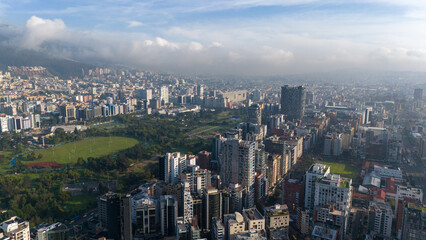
211, 134, 224, 170
362, 107, 373, 125
223, 212, 246, 239
395, 186, 423, 235
242, 208, 265, 232
60, 104, 76, 122
181, 165, 211, 196
203, 187, 222, 230
182, 181, 193, 224
97, 193, 121, 240
282, 179, 305, 213
305, 91, 315, 105
297, 208, 310, 235
0, 216, 30, 240
219, 139, 256, 207
323, 132, 342, 156
132, 194, 158, 238
134, 88, 153, 101
0, 117, 9, 133
120, 195, 133, 240
414, 88, 423, 101
266, 114, 285, 134
314, 205, 349, 237
160, 86, 169, 105
305, 164, 330, 210
264, 204, 290, 238
248, 104, 262, 125
197, 84, 204, 97
314, 174, 352, 213
368, 202, 393, 238
401, 203, 426, 240
266, 154, 279, 188
281, 85, 305, 120
192, 197, 204, 228
254, 173, 267, 203
255, 147, 267, 176
159, 152, 191, 183
212, 217, 225, 240
222, 184, 247, 215
158, 195, 178, 237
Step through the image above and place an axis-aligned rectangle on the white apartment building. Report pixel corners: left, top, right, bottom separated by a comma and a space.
242, 208, 265, 232
1, 216, 30, 240
305, 164, 331, 210
314, 174, 352, 213
369, 202, 392, 237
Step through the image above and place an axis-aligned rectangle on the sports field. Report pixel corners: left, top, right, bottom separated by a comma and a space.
318, 161, 358, 179
24, 137, 139, 164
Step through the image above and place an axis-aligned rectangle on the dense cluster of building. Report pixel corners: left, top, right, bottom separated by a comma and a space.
1, 66, 425, 239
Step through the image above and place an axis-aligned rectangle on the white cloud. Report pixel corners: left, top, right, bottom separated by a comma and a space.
127, 21, 143, 28
6, 14, 426, 76
22, 16, 66, 49
188, 41, 203, 51
155, 37, 168, 47
211, 41, 222, 47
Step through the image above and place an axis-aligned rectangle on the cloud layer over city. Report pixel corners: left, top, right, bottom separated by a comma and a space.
1, 0, 426, 75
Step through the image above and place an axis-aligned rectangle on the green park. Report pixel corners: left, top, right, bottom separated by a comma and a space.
22, 136, 139, 164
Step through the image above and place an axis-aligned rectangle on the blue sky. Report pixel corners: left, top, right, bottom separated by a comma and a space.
1, 0, 426, 75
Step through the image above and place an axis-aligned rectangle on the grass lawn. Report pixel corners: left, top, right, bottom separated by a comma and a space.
23, 137, 139, 164
317, 161, 358, 179
63, 194, 97, 213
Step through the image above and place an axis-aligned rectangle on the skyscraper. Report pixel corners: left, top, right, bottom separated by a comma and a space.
159, 152, 189, 183
368, 202, 393, 238
120, 195, 133, 240
305, 164, 330, 210
248, 104, 262, 125
203, 187, 222, 230
197, 84, 204, 97
182, 181, 193, 224
97, 193, 121, 240
414, 88, 423, 101
160, 86, 169, 105
212, 217, 225, 240
142, 88, 153, 101
281, 85, 305, 120
158, 195, 178, 237
219, 139, 256, 207
401, 203, 426, 240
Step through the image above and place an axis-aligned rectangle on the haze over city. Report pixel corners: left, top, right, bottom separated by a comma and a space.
0, 1, 425, 240
1, 0, 426, 75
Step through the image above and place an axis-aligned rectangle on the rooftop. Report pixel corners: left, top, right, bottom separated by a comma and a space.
242, 208, 264, 221
309, 163, 330, 175
407, 203, 426, 214
312, 225, 337, 240
265, 204, 290, 217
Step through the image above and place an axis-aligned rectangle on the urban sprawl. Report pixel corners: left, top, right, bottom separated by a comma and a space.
0, 67, 424, 240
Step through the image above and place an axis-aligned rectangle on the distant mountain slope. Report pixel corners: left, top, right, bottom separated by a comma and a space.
0, 47, 94, 78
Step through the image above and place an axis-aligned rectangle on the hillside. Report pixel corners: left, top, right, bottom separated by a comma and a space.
0, 47, 93, 78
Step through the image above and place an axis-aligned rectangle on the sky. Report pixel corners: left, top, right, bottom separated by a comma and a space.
1, 0, 426, 76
